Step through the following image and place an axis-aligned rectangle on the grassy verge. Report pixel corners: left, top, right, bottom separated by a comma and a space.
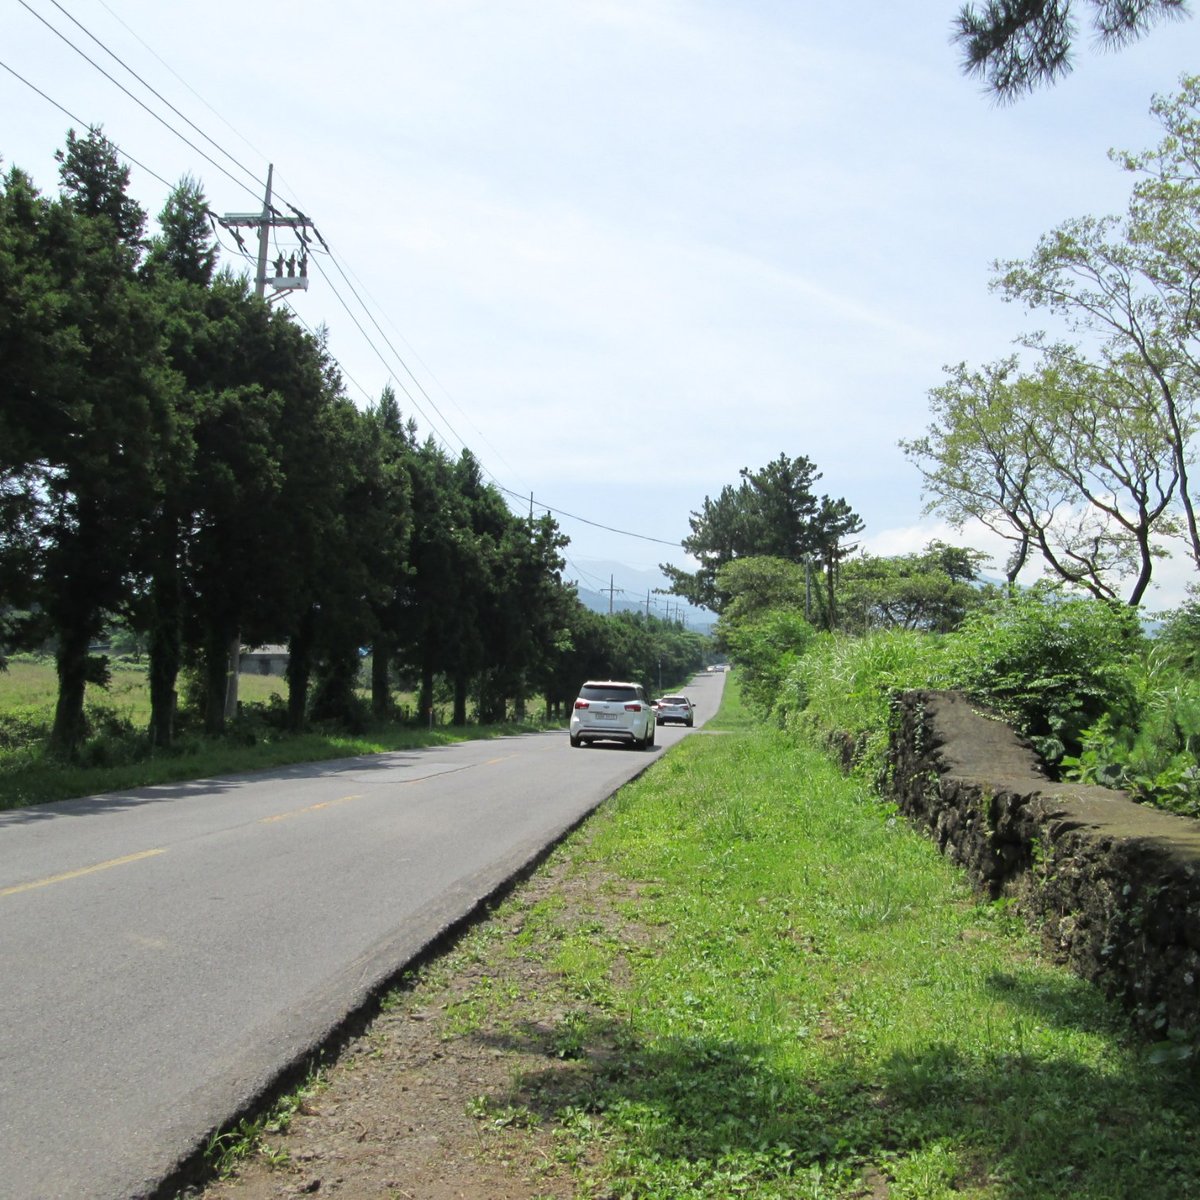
428, 675, 1199, 1198
0, 656, 555, 810
0, 719, 552, 811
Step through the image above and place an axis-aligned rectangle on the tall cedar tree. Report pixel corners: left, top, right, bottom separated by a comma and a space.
43, 130, 174, 754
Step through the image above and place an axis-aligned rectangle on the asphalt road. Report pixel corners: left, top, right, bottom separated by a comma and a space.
0, 670, 726, 1200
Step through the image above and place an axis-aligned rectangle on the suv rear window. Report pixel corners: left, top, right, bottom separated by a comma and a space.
661, 696, 688, 704
580, 684, 640, 702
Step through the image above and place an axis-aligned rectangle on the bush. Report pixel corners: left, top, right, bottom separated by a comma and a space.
1064, 648, 1200, 815
943, 585, 1144, 768
0, 706, 50, 753
719, 607, 818, 716
76, 703, 146, 768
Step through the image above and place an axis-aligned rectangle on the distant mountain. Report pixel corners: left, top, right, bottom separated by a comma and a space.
567, 559, 716, 633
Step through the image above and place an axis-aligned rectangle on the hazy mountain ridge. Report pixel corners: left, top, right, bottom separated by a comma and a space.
568, 559, 715, 633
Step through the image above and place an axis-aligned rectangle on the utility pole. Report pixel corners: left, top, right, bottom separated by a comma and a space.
220, 165, 315, 718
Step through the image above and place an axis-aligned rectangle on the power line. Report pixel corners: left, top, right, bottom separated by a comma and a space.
7, 14, 688, 559
16, 0, 263, 204
305, 253, 462, 452
41, 0, 264, 194
0, 56, 181, 191
494, 484, 680, 546
311, 244, 528, 488
94, 0, 272, 168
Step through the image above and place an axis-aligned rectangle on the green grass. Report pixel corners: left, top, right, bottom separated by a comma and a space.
474, 674, 1200, 1198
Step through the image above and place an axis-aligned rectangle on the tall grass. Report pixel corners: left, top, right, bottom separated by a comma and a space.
777, 628, 949, 781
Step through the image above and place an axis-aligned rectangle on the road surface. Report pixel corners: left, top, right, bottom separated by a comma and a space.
0, 671, 725, 1199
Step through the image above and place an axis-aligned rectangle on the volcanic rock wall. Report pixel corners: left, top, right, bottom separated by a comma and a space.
888, 690, 1200, 1037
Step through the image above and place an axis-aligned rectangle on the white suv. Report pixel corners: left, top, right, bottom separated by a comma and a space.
655, 695, 694, 727
569, 680, 656, 749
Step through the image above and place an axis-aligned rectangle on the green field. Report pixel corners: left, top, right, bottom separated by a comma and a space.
0, 657, 536, 810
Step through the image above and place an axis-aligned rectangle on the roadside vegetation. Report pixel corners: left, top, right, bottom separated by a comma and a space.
725, 581, 1200, 820
1, 130, 708, 765
200, 674, 1200, 1200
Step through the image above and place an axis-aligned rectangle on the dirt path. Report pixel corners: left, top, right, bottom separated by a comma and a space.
193, 833, 629, 1200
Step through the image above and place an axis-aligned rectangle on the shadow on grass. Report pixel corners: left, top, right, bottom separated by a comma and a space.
476, 1008, 1200, 1199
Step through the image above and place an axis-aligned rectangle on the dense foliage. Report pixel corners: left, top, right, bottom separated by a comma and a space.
0, 130, 709, 761
661, 453, 863, 623
715, 549, 1200, 816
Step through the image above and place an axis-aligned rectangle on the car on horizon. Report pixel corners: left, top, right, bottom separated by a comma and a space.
570, 680, 657, 749
655, 695, 694, 727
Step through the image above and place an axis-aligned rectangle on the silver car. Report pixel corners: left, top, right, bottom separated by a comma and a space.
655, 695, 694, 727
569, 680, 657, 749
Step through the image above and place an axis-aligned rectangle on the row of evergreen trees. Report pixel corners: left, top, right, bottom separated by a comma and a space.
1, 130, 707, 754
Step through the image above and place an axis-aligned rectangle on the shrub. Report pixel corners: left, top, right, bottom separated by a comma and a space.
1064, 648, 1200, 815
718, 607, 818, 716
943, 585, 1144, 768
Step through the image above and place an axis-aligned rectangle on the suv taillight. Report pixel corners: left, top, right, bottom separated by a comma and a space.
574, 700, 589, 709
624, 703, 642, 711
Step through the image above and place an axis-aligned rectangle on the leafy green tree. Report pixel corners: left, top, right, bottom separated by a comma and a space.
904, 351, 1183, 603
173, 278, 286, 734
714, 557, 819, 715
1156, 588, 1200, 671
263, 326, 361, 731
953, 0, 1189, 99
990, 78, 1200, 586
135, 177, 224, 746
662, 453, 861, 622
145, 174, 216, 287
55, 125, 146, 244
838, 542, 992, 633
487, 509, 571, 722
11, 131, 176, 754
362, 386, 416, 720
0, 169, 56, 663
398, 439, 475, 724
304, 395, 384, 732
714, 557, 810, 626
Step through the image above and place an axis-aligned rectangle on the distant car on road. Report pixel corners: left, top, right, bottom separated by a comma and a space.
655, 695, 694, 727
570, 680, 657, 749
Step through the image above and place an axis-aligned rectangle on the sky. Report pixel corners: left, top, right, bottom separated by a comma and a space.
4, 0, 1200, 611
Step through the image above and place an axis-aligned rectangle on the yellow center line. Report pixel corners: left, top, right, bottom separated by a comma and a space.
259, 794, 362, 823
1, 848, 167, 897
484, 754, 516, 766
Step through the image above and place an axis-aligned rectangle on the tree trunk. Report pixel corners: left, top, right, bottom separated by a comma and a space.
202, 625, 231, 736
453, 672, 468, 726
287, 609, 315, 732
50, 623, 91, 757
371, 638, 391, 720
147, 527, 182, 749
419, 656, 435, 727
148, 620, 179, 749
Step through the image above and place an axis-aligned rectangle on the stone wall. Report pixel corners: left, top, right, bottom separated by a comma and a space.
888, 690, 1200, 1037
